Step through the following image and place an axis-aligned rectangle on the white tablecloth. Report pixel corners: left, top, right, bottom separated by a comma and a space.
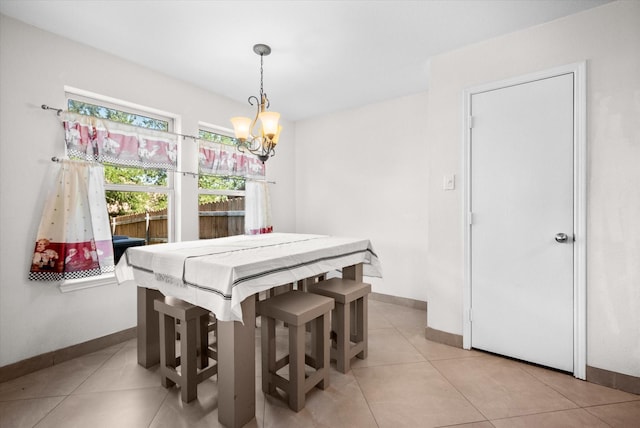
115, 233, 382, 321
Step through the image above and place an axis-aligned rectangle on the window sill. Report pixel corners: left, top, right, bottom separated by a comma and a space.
59, 273, 117, 293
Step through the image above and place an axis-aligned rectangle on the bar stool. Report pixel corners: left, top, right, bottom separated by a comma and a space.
257, 290, 334, 412
154, 297, 218, 403
309, 278, 371, 373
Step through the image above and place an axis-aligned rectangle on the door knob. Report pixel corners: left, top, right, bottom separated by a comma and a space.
555, 233, 569, 243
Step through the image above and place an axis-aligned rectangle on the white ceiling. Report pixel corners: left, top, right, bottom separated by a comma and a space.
0, 0, 610, 121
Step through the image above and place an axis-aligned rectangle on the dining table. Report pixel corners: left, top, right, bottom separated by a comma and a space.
115, 232, 382, 428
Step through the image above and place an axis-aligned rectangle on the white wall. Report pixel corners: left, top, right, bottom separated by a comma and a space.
424, 1, 640, 377
0, 15, 296, 366
294, 0, 640, 379
295, 92, 430, 302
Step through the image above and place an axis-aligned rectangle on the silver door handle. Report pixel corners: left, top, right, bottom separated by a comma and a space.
555, 233, 569, 243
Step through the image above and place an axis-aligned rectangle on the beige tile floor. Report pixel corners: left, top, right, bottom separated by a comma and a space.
1, 299, 639, 428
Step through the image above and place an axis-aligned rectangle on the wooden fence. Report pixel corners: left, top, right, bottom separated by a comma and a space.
111, 198, 245, 243
198, 198, 245, 239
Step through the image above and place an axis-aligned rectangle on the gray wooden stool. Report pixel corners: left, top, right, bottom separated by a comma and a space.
309, 278, 371, 373
154, 297, 218, 403
257, 290, 334, 412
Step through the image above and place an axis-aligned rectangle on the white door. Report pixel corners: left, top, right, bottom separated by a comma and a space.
470, 73, 574, 372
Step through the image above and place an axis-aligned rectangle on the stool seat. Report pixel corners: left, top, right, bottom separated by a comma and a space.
310, 278, 371, 304
154, 297, 217, 403
309, 278, 371, 373
258, 290, 334, 412
258, 290, 334, 325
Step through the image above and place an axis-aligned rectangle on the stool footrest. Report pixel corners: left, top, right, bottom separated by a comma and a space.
267, 366, 328, 397
274, 355, 290, 372
303, 369, 327, 393
330, 340, 366, 361
196, 364, 218, 382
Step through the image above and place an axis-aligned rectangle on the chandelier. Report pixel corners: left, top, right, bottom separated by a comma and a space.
231, 44, 282, 163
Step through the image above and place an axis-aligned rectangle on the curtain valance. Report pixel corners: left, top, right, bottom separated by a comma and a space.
198, 139, 265, 178
63, 112, 178, 170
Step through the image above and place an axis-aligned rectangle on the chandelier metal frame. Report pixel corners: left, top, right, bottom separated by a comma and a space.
232, 44, 281, 163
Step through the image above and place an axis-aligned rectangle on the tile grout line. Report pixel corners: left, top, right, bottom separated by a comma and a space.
145, 387, 171, 428
580, 406, 616, 428
489, 407, 615, 427
349, 306, 416, 428
427, 358, 493, 425
384, 314, 492, 425
31, 343, 128, 428
66, 342, 127, 396
350, 362, 381, 428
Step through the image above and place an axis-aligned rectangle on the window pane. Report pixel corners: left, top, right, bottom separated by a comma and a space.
105, 165, 168, 187
198, 195, 245, 239
198, 175, 245, 191
198, 129, 246, 239
107, 190, 168, 216
199, 129, 236, 146
110, 191, 168, 244
68, 99, 169, 131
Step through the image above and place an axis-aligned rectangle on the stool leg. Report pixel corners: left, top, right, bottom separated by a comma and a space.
356, 296, 368, 359
317, 313, 330, 390
261, 316, 277, 395
289, 324, 306, 412
350, 301, 358, 338
159, 313, 176, 388
197, 313, 209, 370
336, 301, 350, 373
311, 316, 323, 370
181, 317, 198, 403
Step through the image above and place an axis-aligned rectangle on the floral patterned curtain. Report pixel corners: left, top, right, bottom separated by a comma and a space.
244, 180, 273, 235
29, 160, 115, 281
198, 139, 265, 178
63, 112, 177, 170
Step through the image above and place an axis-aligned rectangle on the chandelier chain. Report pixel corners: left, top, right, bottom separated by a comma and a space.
259, 53, 264, 100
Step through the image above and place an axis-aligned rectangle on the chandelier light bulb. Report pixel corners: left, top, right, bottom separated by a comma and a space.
230, 117, 252, 141
258, 111, 281, 139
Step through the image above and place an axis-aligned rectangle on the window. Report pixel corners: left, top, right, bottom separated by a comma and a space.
198, 127, 246, 239
66, 94, 176, 254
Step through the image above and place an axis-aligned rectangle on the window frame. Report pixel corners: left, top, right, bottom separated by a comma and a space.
61, 86, 180, 291
197, 122, 247, 240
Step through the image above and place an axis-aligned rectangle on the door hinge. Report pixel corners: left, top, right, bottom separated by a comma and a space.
468, 212, 474, 225
468, 115, 474, 129
468, 308, 473, 322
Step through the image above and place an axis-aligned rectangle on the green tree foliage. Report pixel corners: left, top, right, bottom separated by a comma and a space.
198, 175, 245, 204
67, 100, 168, 131
104, 166, 168, 215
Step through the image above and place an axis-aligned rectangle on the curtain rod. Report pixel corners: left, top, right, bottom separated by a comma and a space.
49, 157, 275, 183
50, 156, 197, 177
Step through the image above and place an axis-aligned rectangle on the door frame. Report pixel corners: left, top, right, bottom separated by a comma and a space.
462, 62, 587, 379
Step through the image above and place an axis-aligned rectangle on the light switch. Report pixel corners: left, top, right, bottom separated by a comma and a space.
443, 174, 455, 190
